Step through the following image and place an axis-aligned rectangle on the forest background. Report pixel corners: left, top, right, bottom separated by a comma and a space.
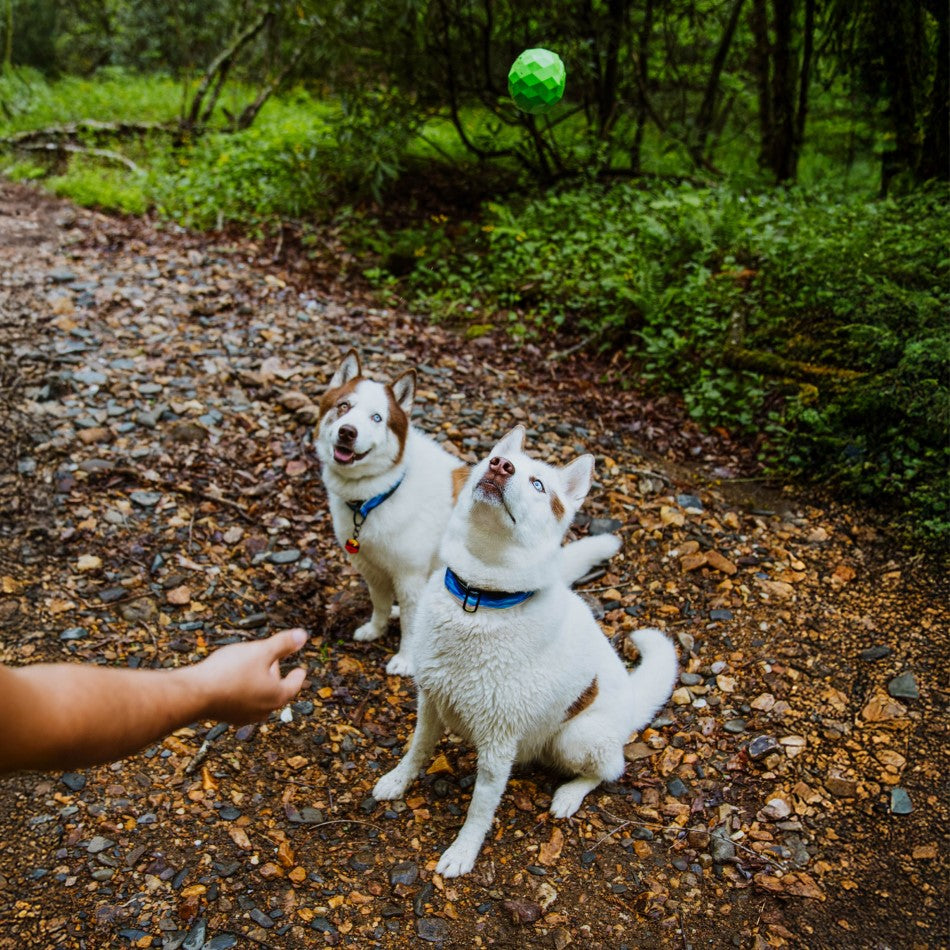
1, 0, 947, 548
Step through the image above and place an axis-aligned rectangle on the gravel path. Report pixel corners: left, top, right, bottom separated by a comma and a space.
0, 182, 946, 949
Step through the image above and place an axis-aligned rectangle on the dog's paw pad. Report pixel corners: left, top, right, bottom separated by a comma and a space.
385, 653, 414, 677
435, 842, 479, 878
353, 622, 384, 642
372, 771, 409, 801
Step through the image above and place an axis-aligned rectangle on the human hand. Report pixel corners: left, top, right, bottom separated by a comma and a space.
191, 628, 309, 725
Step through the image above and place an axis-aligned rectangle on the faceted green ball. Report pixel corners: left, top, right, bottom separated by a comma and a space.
508, 48, 566, 114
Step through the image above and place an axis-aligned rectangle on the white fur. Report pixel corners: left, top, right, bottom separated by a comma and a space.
315, 350, 462, 676
373, 426, 677, 877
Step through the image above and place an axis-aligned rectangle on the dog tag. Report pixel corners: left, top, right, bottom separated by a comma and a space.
345, 538, 360, 554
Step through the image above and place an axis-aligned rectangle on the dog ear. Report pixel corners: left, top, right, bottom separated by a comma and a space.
391, 369, 416, 413
328, 349, 361, 389
560, 454, 594, 504
492, 425, 526, 457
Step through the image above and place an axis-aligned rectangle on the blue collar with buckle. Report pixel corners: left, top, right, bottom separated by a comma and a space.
343, 476, 404, 554
443, 566, 535, 613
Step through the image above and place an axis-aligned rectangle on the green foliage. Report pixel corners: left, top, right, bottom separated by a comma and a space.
396, 181, 949, 545
48, 159, 148, 214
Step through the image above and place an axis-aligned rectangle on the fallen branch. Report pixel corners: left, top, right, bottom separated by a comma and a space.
13, 141, 143, 174
724, 345, 867, 385
1, 120, 170, 147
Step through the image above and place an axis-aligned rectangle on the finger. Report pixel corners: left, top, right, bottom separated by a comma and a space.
277, 666, 307, 704
265, 628, 308, 662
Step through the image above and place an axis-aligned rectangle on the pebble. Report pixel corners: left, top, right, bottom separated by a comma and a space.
887, 672, 919, 699
60, 627, 88, 641
747, 735, 781, 761
676, 493, 703, 510
667, 777, 689, 798
723, 718, 746, 734
61, 773, 86, 791
269, 549, 301, 564
588, 517, 622, 535
249, 908, 275, 929
890, 788, 913, 814
218, 806, 241, 821
130, 490, 163, 507
709, 608, 733, 621
709, 830, 736, 863
205, 936, 239, 950
389, 862, 419, 887
416, 918, 450, 942
237, 613, 269, 629
182, 919, 207, 950
859, 644, 892, 661
86, 835, 113, 854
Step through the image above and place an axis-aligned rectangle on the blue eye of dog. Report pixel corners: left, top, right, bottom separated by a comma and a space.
371, 413, 382, 423
531, 477, 545, 493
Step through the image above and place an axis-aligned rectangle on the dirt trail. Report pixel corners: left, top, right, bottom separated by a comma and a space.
0, 182, 946, 949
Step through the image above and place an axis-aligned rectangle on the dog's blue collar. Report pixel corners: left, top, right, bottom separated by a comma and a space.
443, 566, 535, 613
346, 476, 404, 520
343, 476, 404, 554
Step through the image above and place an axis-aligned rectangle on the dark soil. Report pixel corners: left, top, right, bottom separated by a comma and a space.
0, 181, 946, 950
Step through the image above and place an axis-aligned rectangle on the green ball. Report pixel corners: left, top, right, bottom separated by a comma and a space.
508, 48, 566, 114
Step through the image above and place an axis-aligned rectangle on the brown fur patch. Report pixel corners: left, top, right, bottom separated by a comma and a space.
563, 676, 599, 721
550, 492, 566, 520
318, 377, 362, 422
386, 387, 409, 464
451, 465, 470, 503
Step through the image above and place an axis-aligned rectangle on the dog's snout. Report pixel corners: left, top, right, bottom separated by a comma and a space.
338, 424, 357, 444
489, 456, 515, 478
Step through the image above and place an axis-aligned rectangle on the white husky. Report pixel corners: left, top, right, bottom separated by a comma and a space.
315, 350, 467, 676
372, 425, 678, 877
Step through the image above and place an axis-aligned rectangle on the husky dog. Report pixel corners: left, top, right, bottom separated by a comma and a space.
315, 350, 467, 676
372, 425, 678, 877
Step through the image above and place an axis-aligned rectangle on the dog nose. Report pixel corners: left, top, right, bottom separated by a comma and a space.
338, 424, 357, 444
489, 456, 515, 478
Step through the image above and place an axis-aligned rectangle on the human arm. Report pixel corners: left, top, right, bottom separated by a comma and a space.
0, 628, 308, 773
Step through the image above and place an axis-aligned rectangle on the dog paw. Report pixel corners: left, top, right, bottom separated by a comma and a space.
435, 839, 479, 878
353, 622, 384, 642
549, 786, 586, 819
372, 769, 410, 802
385, 652, 414, 677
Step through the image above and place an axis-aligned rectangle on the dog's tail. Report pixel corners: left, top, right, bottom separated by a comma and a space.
625, 628, 678, 730
560, 534, 622, 584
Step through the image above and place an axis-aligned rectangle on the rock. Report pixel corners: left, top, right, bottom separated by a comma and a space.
502, 899, 542, 924
824, 772, 858, 798
705, 550, 737, 574
269, 549, 301, 564
238, 613, 269, 629
86, 835, 113, 854
723, 718, 746, 734
75, 554, 102, 572
218, 806, 241, 821
709, 608, 733, 621
747, 735, 781, 761
887, 671, 919, 699
205, 936, 238, 950
181, 919, 207, 950
60, 627, 88, 641
709, 829, 736, 863
676, 493, 703, 510
130, 490, 162, 507
890, 788, 913, 815
389, 862, 419, 887
588, 517, 622, 535
61, 773, 86, 791
416, 918, 450, 943
759, 798, 792, 821
859, 645, 892, 661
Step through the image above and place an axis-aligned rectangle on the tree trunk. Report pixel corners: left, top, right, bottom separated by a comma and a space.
749, 0, 773, 169
630, 0, 655, 172
918, 0, 949, 181
768, 0, 797, 181
690, 0, 746, 167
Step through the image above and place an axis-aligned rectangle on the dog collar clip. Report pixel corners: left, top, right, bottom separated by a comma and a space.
443, 567, 535, 613
344, 477, 404, 554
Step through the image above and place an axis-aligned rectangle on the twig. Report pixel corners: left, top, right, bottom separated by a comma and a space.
311, 819, 382, 834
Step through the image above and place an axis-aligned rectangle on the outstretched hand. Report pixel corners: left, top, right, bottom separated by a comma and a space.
192, 628, 309, 725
